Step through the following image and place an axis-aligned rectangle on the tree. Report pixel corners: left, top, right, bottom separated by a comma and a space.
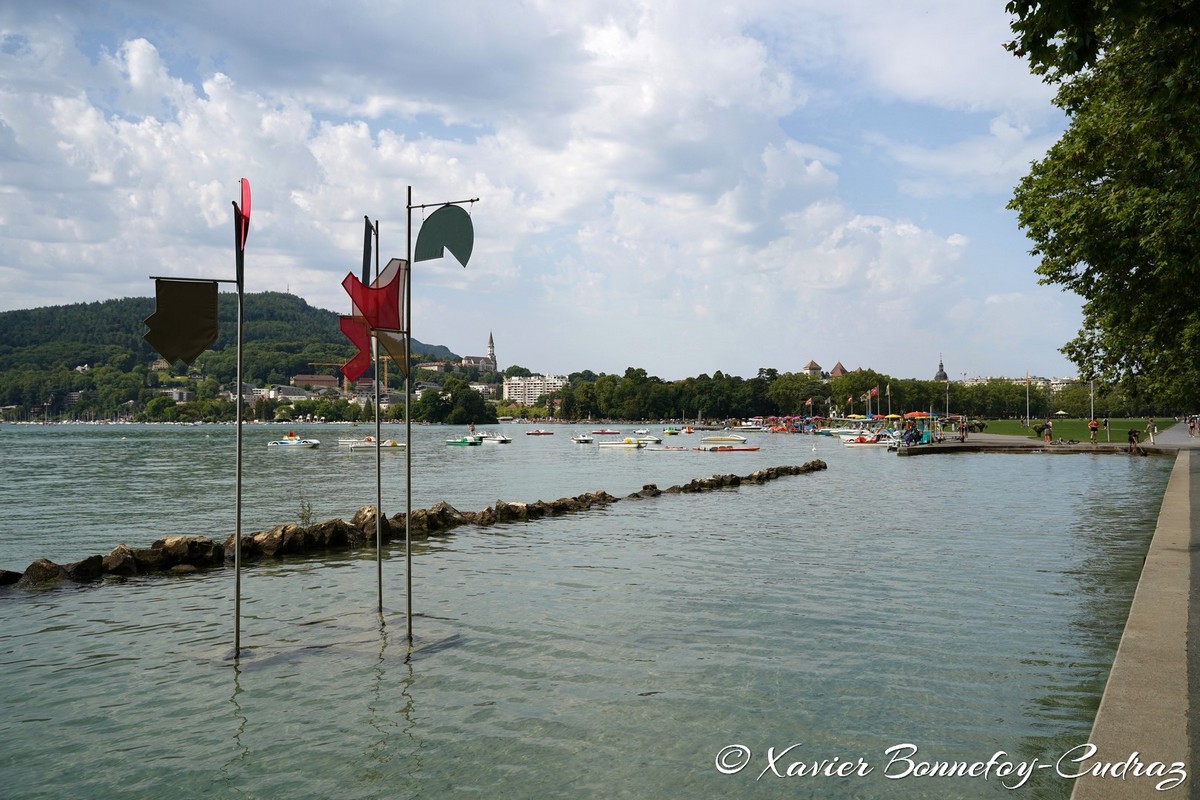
1007, 1, 1200, 406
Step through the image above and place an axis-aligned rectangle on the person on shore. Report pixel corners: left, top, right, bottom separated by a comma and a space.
1043, 418, 1053, 443
1088, 417, 1099, 444
1145, 418, 1156, 445
1127, 427, 1141, 454
1189, 417, 1196, 438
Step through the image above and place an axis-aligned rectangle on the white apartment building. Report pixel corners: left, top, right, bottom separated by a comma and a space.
503, 375, 569, 405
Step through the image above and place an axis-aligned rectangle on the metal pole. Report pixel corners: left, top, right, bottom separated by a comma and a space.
405, 186, 414, 643
373, 221, 383, 615
233, 203, 245, 661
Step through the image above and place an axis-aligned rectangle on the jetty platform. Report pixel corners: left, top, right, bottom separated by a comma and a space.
907, 424, 1196, 797
895, 430, 1176, 456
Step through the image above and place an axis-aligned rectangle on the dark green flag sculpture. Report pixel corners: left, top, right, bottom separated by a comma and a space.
414, 203, 474, 266
143, 278, 219, 365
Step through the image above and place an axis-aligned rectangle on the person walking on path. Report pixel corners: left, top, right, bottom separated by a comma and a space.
1145, 418, 1157, 444
1088, 417, 1099, 444
1044, 418, 1053, 443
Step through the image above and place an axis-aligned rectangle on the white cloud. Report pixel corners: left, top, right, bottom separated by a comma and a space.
0, 1, 1080, 380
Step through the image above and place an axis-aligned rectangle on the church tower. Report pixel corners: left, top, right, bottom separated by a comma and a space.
487, 332, 496, 372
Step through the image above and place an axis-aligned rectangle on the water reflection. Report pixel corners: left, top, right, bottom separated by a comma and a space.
222, 661, 250, 798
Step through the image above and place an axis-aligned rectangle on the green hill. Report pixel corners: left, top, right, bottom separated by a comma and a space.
0, 292, 458, 381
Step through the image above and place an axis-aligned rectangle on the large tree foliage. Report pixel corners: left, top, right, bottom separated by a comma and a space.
1007, 1, 1200, 407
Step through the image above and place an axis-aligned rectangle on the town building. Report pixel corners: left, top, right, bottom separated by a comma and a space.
290, 374, 340, 392
503, 374, 569, 405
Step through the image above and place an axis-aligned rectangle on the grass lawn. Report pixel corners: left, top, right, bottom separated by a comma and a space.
982, 417, 1175, 442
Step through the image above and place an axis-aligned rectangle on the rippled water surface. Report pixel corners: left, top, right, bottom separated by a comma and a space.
0, 423, 1174, 798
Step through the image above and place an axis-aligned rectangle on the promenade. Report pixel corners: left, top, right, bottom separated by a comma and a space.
1068, 422, 1197, 799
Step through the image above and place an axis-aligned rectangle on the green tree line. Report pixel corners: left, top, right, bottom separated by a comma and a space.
0, 297, 1182, 425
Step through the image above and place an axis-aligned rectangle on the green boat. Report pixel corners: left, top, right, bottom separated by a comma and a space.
446, 436, 482, 446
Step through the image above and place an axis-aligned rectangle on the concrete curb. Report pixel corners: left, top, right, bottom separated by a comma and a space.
1070, 450, 1193, 798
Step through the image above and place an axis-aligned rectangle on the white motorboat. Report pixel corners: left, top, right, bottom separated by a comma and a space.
268, 431, 320, 449
597, 437, 646, 449
700, 433, 748, 443
349, 438, 405, 451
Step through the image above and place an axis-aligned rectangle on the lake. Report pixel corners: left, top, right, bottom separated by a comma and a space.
0, 422, 1174, 798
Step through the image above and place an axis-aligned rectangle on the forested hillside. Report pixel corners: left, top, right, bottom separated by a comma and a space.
0, 292, 458, 411
0, 292, 455, 372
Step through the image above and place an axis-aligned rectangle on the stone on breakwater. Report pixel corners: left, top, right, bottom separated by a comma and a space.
16, 558, 67, 586
103, 544, 138, 576
64, 555, 104, 582
351, 507, 398, 543
223, 518, 364, 560
152, 536, 223, 568
5, 461, 827, 591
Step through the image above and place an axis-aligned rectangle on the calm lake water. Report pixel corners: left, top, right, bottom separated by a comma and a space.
0, 422, 1175, 799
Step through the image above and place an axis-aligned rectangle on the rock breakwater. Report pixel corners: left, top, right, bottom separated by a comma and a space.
1, 461, 826, 589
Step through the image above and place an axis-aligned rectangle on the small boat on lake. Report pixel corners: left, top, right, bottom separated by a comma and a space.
479, 432, 512, 444
350, 439, 405, 451
636, 434, 663, 444
692, 444, 760, 452
592, 428, 620, 435
597, 437, 646, 449
525, 429, 554, 436
268, 431, 320, 449
571, 434, 594, 444
338, 435, 375, 447
841, 432, 899, 448
700, 433, 748, 443
446, 436, 482, 446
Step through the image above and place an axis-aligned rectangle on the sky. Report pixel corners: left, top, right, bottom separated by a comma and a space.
0, 1, 1080, 382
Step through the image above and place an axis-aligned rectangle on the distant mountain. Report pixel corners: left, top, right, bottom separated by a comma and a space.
0, 292, 458, 375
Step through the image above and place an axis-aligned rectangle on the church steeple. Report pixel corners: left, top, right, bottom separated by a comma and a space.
487, 332, 496, 371
934, 357, 948, 382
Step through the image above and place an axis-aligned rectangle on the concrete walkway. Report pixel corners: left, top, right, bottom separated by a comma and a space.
1069, 422, 1196, 798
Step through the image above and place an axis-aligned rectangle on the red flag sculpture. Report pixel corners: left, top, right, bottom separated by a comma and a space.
340, 258, 407, 382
